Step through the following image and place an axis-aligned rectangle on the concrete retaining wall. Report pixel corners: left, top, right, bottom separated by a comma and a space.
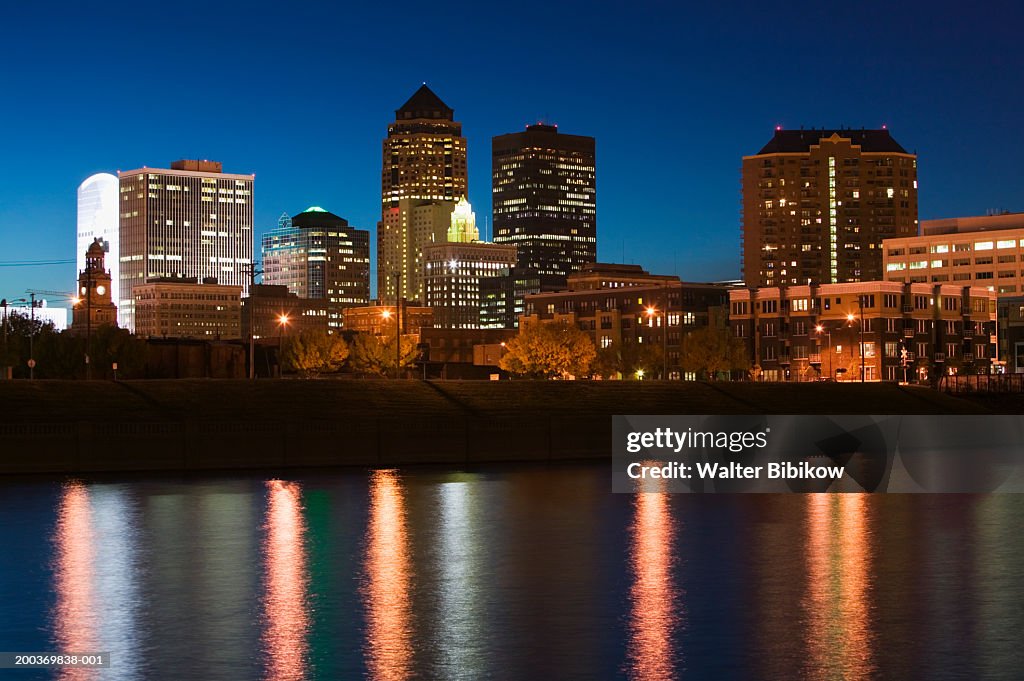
0, 415, 610, 475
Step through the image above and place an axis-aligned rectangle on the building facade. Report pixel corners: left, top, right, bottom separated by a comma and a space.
262, 206, 370, 328
480, 267, 567, 329
423, 239, 518, 329
492, 124, 596, 277
997, 296, 1024, 372
883, 212, 1024, 296
133, 277, 242, 339
241, 284, 331, 341
71, 240, 118, 334
118, 159, 254, 331
522, 264, 730, 379
378, 85, 467, 302
742, 129, 918, 288
342, 304, 435, 338
729, 282, 995, 383
77, 173, 120, 311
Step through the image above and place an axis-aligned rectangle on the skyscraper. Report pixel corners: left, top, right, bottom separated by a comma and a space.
492, 124, 597, 277
77, 173, 119, 310
262, 206, 371, 329
117, 160, 254, 331
422, 198, 517, 329
741, 128, 918, 288
378, 85, 467, 303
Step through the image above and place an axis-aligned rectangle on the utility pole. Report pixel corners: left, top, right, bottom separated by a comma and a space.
859, 294, 865, 383
1, 299, 7, 380
242, 261, 263, 379
28, 293, 35, 380
393, 271, 402, 378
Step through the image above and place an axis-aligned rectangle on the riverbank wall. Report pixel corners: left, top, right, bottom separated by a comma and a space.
0, 379, 996, 475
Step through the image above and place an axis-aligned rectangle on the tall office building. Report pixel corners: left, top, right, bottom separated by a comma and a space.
492, 124, 597, 276
741, 128, 918, 288
118, 160, 254, 331
262, 206, 371, 329
77, 173, 119, 310
422, 198, 517, 329
378, 85, 467, 302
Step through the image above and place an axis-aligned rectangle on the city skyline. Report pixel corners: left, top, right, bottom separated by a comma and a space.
2, 1, 1023, 301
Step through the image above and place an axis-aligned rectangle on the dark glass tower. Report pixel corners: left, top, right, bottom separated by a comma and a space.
492, 124, 596, 277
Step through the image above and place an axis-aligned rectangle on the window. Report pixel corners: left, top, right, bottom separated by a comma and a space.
975, 241, 994, 251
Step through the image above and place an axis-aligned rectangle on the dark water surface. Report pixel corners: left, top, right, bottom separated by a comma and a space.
0, 464, 1022, 680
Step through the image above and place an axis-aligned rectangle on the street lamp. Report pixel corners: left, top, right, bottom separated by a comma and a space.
645, 305, 668, 380
814, 324, 833, 380
381, 307, 401, 378
277, 314, 290, 378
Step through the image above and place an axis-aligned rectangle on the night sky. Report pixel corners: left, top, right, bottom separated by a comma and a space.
1, 0, 1022, 301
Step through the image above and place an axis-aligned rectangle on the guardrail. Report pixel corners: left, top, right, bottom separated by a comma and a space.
939, 374, 1024, 395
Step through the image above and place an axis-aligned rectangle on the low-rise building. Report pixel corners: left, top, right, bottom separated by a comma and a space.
134, 277, 242, 339
729, 282, 995, 382
883, 212, 1024, 295
521, 263, 730, 379
342, 304, 434, 339
241, 284, 331, 341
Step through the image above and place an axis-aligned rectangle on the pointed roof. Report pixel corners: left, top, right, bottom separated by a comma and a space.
756, 128, 908, 155
396, 84, 454, 121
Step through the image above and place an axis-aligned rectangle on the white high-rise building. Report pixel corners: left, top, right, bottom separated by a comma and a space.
77, 173, 119, 313
117, 160, 254, 331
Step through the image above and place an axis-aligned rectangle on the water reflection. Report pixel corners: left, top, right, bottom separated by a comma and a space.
363, 469, 413, 681
803, 494, 875, 680
626, 482, 681, 680
53, 481, 98, 680
436, 480, 486, 678
262, 480, 310, 681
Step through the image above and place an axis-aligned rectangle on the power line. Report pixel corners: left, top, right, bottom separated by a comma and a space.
0, 259, 74, 267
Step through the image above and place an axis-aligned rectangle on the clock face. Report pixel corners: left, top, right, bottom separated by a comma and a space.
96, 285, 106, 296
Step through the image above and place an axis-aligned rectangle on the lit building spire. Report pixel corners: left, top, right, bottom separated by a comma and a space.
447, 196, 479, 243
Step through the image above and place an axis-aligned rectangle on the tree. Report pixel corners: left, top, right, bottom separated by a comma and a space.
349, 333, 419, 377
679, 326, 749, 381
499, 321, 596, 379
592, 339, 663, 380
282, 330, 349, 378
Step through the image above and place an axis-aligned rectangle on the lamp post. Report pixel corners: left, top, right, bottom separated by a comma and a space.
392, 271, 402, 379
645, 305, 668, 380
848, 298, 865, 383
815, 324, 832, 380
277, 314, 290, 378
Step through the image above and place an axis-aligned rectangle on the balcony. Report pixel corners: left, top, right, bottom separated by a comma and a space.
934, 353, 946, 363
808, 353, 822, 365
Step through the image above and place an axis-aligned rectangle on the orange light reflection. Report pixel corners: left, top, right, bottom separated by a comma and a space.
261, 479, 310, 681
363, 469, 413, 681
803, 494, 874, 680
53, 482, 97, 681
626, 484, 680, 680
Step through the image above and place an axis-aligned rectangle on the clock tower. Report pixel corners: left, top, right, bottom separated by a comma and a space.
71, 239, 118, 334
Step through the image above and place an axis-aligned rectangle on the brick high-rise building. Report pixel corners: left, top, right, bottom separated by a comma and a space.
492, 124, 596, 277
378, 85, 467, 303
118, 159, 254, 331
741, 129, 917, 288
